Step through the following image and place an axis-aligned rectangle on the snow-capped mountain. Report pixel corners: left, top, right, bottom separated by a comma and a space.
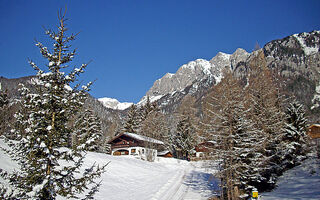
139, 48, 251, 107
138, 30, 320, 121
98, 97, 133, 110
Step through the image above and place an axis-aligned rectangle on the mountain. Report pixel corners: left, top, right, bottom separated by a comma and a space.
98, 97, 133, 110
138, 30, 320, 122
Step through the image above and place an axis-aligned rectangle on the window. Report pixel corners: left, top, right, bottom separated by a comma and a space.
131, 149, 136, 154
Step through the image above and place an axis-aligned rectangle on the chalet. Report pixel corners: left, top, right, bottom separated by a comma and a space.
108, 132, 165, 160
307, 124, 320, 139
194, 141, 216, 158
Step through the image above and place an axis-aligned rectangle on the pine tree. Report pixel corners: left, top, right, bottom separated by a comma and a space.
0, 11, 106, 199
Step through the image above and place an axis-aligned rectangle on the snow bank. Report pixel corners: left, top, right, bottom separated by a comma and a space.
262, 155, 320, 200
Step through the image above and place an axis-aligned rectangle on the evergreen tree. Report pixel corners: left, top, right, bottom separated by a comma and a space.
174, 115, 197, 160
123, 104, 140, 133
0, 11, 106, 199
74, 108, 103, 152
0, 83, 8, 108
279, 100, 308, 167
0, 83, 9, 134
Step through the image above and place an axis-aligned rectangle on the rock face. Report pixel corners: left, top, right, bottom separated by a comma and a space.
143, 48, 251, 102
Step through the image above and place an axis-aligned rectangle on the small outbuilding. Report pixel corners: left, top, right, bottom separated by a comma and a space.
307, 124, 320, 139
157, 150, 173, 158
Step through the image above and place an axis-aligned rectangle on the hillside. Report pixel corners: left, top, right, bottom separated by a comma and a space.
0, 139, 218, 200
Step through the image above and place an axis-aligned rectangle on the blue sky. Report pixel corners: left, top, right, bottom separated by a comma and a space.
1, 0, 320, 103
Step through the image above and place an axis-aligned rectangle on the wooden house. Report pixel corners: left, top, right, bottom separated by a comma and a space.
307, 124, 320, 139
194, 141, 216, 158
157, 150, 173, 158
108, 132, 165, 160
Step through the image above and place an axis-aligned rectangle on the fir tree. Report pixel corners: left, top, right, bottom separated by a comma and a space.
0, 11, 107, 199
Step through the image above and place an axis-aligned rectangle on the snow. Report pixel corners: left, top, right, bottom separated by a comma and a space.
138, 95, 163, 106
164, 73, 174, 78
98, 97, 133, 110
0, 138, 219, 200
217, 52, 231, 61
311, 81, 320, 110
123, 132, 164, 145
261, 155, 320, 200
181, 59, 213, 76
64, 85, 72, 91
293, 33, 319, 56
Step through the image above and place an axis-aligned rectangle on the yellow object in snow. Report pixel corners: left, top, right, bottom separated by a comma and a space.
252, 191, 258, 198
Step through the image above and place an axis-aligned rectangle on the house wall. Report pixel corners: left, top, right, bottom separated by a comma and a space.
111, 146, 158, 160
308, 125, 320, 139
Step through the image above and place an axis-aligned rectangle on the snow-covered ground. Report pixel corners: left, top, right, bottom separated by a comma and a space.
262, 155, 320, 200
0, 139, 219, 200
80, 154, 219, 200
3, 136, 319, 200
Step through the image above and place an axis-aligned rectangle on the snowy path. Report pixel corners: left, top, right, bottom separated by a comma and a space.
150, 168, 188, 200
150, 161, 220, 200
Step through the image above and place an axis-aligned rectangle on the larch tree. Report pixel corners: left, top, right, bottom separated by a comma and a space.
0, 11, 107, 200
245, 50, 286, 189
203, 71, 265, 199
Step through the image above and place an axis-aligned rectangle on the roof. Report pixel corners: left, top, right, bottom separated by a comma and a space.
157, 150, 171, 156
309, 124, 320, 128
108, 132, 165, 145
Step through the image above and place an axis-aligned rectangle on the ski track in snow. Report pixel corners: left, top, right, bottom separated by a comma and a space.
151, 162, 220, 200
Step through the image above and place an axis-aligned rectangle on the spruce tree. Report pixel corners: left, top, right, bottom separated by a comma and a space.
174, 115, 197, 160
0, 83, 8, 108
0, 11, 106, 199
123, 104, 140, 133
280, 101, 308, 167
74, 108, 103, 152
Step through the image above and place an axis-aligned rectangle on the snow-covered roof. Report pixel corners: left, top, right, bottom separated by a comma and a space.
108, 132, 165, 145
157, 150, 171, 156
123, 132, 164, 145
